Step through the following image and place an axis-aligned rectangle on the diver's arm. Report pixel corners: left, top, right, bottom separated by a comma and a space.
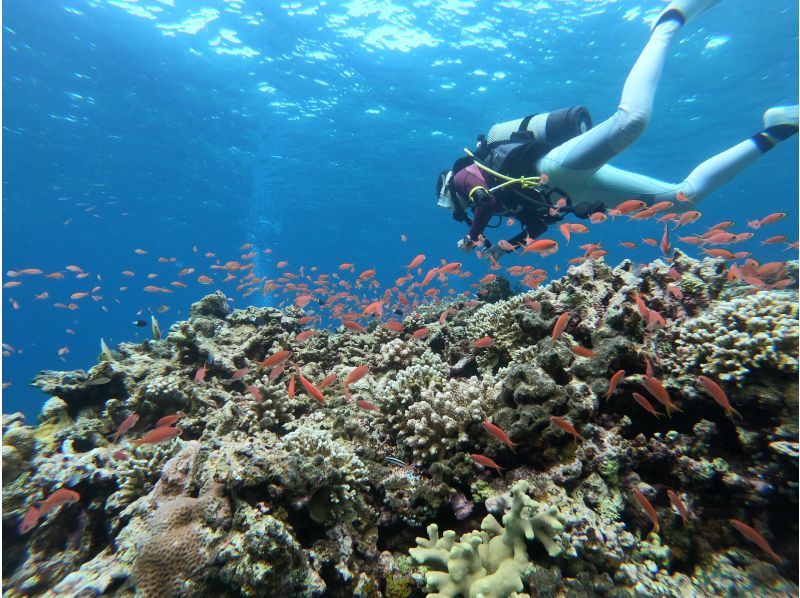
466, 193, 499, 242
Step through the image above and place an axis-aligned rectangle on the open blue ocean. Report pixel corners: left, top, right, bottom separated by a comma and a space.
3, 2, 799, 595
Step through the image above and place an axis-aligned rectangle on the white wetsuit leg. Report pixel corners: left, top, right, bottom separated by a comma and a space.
538, 18, 682, 191
572, 139, 763, 207
538, 11, 777, 209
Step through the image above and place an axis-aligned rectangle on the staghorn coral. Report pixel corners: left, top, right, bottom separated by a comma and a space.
669, 291, 799, 383
410, 480, 564, 597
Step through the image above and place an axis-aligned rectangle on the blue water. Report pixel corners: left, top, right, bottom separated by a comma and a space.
3, 0, 797, 420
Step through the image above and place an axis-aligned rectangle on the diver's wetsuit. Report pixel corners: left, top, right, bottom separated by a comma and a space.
536, 15, 795, 207
452, 164, 548, 245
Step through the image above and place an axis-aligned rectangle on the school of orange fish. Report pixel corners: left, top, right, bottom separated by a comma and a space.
6, 202, 797, 564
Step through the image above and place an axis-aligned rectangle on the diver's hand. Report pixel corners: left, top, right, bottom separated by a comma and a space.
568, 201, 607, 219
457, 236, 475, 253
482, 244, 506, 261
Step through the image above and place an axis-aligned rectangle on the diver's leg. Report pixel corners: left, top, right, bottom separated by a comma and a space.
584, 106, 798, 208
682, 106, 799, 204
542, 0, 719, 174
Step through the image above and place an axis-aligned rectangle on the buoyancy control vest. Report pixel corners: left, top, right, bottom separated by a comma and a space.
447, 106, 592, 224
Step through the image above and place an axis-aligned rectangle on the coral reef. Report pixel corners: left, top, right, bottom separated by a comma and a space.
3, 256, 798, 597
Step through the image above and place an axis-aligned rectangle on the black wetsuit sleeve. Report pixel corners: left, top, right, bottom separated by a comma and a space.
467, 195, 499, 240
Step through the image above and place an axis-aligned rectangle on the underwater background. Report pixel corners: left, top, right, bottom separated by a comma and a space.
2, 1, 799, 597
3, 0, 797, 419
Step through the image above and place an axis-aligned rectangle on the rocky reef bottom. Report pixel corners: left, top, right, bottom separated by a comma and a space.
2, 254, 798, 597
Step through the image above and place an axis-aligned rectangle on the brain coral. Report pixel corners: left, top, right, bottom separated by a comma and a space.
670, 291, 798, 383
132, 484, 227, 597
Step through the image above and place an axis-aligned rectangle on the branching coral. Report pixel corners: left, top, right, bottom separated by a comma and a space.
670, 292, 798, 383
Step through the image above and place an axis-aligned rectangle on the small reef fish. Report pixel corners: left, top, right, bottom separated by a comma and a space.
132, 427, 183, 446
550, 416, 583, 443
99, 338, 115, 362
194, 363, 208, 382
729, 519, 783, 564
472, 336, 494, 348
550, 312, 570, 344
412, 328, 430, 339
632, 392, 663, 419
470, 453, 503, 476
133, 319, 148, 327
604, 370, 626, 399
632, 487, 660, 534
294, 366, 325, 404
357, 399, 378, 411
18, 488, 81, 534
231, 367, 249, 380
482, 420, 518, 453
344, 365, 370, 386
258, 350, 292, 368
247, 385, 262, 403
112, 413, 139, 443
155, 412, 186, 428
405, 254, 425, 269
569, 345, 597, 358
667, 490, 689, 527
151, 315, 161, 341
295, 329, 317, 343
697, 375, 741, 419
642, 376, 682, 416
384, 456, 407, 467
288, 376, 296, 399
318, 373, 337, 389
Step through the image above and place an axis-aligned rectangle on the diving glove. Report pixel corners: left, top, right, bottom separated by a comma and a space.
568, 201, 607, 219
457, 236, 475, 252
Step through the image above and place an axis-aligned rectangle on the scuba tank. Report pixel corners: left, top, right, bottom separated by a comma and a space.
483, 106, 592, 150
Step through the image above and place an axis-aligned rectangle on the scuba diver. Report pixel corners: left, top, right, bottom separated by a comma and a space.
436, 0, 799, 260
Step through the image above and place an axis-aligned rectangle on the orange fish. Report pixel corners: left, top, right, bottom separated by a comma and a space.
550, 416, 583, 443
604, 370, 626, 399
18, 506, 43, 534
632, 487, 659, 533
288, 375, 296, 399
197, 275, 213, 284
295, 329, 317, 343
619, 242, 637, 249
482, 420, 519, 452
569, 345, 597, 358
550, 312, 570, 344
632, 392, 663, 418
357, 399, 378, 411
358, 269, 376, 280
524, 298, 541, 313
384, 320, 404, 333
472, 336, 494, 348
470, 453, 503, 476
247, 385, 262, 403
419, 268, 439, 286
318, 373, 337, 389
132, 427, 183, 445
155, 412, 187, 428
759, 212, 787, 226
667, 490, 689, 527
194, 363, 208, 382
615, 199, 647, 214
258, 350, 292, 368
412, 327, 430, 339
697, 375, 741, 419
643, 376, 681, 416
294, 366, 326, 404
231, 367, 249, 380
343, 320, 366, 332
479, 274, 497, 284
729, 519, 783, 564
3, 281, 22, 288
112, 413, 140, 443
344, 364, 370, 387
405, 254, 425, 269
